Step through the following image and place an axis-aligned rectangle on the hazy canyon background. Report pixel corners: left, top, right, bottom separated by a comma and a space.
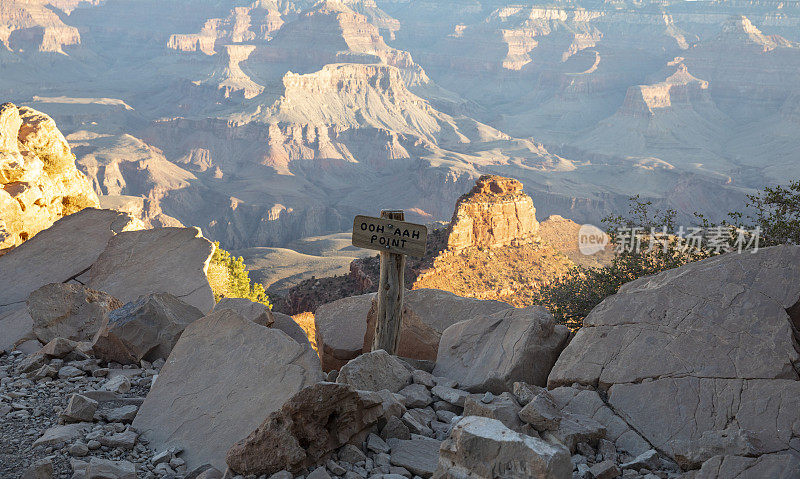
2, 0, 799, 294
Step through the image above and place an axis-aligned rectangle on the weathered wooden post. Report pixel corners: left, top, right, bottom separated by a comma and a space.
352, 210, 428, 355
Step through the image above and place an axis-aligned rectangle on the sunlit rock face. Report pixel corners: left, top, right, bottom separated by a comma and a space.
445, 175, 539, 252
0, 103, 98, 253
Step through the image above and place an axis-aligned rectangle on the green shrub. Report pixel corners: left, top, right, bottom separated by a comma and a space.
207, 242, 271, 307
536, 182, 800, 329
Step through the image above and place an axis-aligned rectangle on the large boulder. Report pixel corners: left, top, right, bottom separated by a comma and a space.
0, 306, 34, 353
27, 283, 123, 344
548, 246, 800, 462
215, 297, 274, 326
336, 349, 412, 393
433, 306, 570, 393
362, 289, 511, 361
0, 208, 141, 312
91, 293, 204, 364
433, 416, 572, 479
87, 227, 215, 313
314, 293, 373, 371
132, 309, 323, 470
694, 453, 800, 479
225, 382, 383, 475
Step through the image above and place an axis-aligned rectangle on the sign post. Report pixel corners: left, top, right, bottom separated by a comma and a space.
352, 210, 428, 354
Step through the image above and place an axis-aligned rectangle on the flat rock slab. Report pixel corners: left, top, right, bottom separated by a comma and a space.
0, 208, 140, 312
132, 309, 323, 471
433, 305, 570, 393
88, 226, 215, 314
336, 349, 412, 393
28, 282, 122, 344
390, 436, 442, 478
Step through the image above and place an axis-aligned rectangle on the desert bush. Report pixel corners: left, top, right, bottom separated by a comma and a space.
207, 242, 271, 307
537, 183, 800, 329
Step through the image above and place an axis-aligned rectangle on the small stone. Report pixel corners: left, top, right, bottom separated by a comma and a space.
62, 394, 98, 422
85, 458, 136, 479
619, 449, 660, 471
590, 460, 621, 479
22, 458, 53, 479
398, 383, 433, 408
102, 404, 139, 423
267, 472, 293, 479
481, 392, 494, 404
58, 365, 85, 379
598, 439, 617, 463
103, 375, 131, 394
430, 386, 468, 407
518, 390, 562, 431
511, 381, 543, 406
99, 429, 137, 450
412, 370, 436, 388
70, 441, 90, 457
306, 467, 332, 479
366, 434, 390, 454
327, 459, 346, 475
335, 443, 365, 464
381, 415, 411, 441
88, 440, 102, 450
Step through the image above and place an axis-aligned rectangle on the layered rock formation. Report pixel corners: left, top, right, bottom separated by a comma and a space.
194, 44, 264, 100
445, 175, 539, 252
0, 1, 81, 53
0, 103, 99, 253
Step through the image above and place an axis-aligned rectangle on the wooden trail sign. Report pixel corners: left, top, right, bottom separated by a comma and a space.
352, 214, 428, 258
352, 210, 428, 354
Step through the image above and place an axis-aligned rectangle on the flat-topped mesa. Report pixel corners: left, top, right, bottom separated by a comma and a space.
445, 175, 539, 252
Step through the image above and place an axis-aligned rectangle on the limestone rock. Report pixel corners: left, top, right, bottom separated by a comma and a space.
215, 297, 274, 326
336, 349, 412, 393
315, 293, 373, 371
87, 226, 216, 313
91, 293, 204, 364
362, 289, 511, 361
433, 416, 572, 479
0, 208, 141, 312
433, 306, 570, 393
132, 309, 323, 471
463, 392, 522, 431
695, 453, 800, 479
39, 337, 79, 358
445, 175, 539, 252
27, 283, 123, 344
22, 458, 53, 479
669, 428, 764, 471
518, 389, 562, 431
389, 436, 442, 478
0, 103, 99, 252
226, 382, 383, 475
62, 394, 98, 423
84, 458, 136, 479
548, 246, 800, 460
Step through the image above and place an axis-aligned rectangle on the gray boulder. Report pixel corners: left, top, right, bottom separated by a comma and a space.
336, 349, 412, 393
695, 453, 800, 479
390, 436, 442, 478
314, 293, 373, 371
433, 306, 570, 393
669, 428, 764, 471
91, 293, 204, 364
27, 282, 122, 344
132, 309, 323, 471
548, 246, 800, 461
215, 297, 274, 326
87, 226, 215, 314
433, 416, 571, 479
